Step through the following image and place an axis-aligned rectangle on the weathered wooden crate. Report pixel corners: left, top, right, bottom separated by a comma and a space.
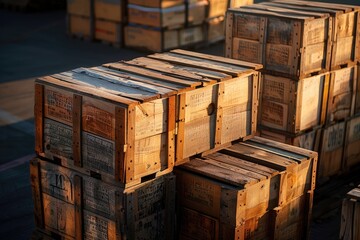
267, 0, 360, 70
340, 185, 360, 240
257, 125, 322, 152
67, 0, 91, 17
30, 158, 176, 240
318, 120, 345, 181
187, 1, 208, 26
205, 16, 225, 44
94, 19, 123, 47
175, 136, 316, 239
67, 14, 93, 40
355, 61, 360, 115
259, 73, 329, 134
343, 115, 360, 171
222, 137, 317, 205
226, 4, 332, 79
127, 3, 186, 29
179, 25, 205, 47
35, 49, 261, 185
326, 64, 358, 124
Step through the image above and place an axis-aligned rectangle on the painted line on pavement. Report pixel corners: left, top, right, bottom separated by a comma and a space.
0, 154, 36, 173
0, 109, 34, 136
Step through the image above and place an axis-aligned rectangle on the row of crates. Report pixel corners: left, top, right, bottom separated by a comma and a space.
226, 0, 360, 182
66, 0, 253, 51
30, 49, 318, 240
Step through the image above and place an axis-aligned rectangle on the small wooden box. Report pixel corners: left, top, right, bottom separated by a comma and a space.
259, 73, 329, 134
318, 120, 345, 180
226, 4, 332, 79
268, 0, 360, 70
30, 158, 176, 240
340, 186, 360, 240
257, 126, 322, 152
127, 3, 186, 29
326, 64, 358, 124
35, 50, 261, 185
343, 115, 360, 170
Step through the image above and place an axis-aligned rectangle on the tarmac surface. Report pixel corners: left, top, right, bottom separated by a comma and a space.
0, 0, 359, 239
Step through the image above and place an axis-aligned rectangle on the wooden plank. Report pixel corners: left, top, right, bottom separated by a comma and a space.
72, 94, 82, 167
251, 73, 259, 135
215, 83, 224, 147
167, 96, 176, 170
30, 159, 44, 228
277, 0, 358, 12
176, 94, 186, 164
265, 2, 341, 14
170, 49, 263, 70
347, 188, 360, 201
115, 107, 127, 182
228, 7, 310, 20
34, 84, 44, 154
74, 175, 83, 240
148, 52, 252, 77
126, 104, 136, 183
103, 62, 200, 88
225, 12, 234, 59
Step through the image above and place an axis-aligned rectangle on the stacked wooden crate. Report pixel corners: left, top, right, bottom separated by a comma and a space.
67, 0, 125, 46
225, 0, 360, 182
340, 185, 360, 240
125, 0, 254, 52
31, 49, 262, 239
175, 136, 317, 240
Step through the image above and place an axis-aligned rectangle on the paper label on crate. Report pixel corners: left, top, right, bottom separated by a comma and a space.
324, 123, 345, 152
233, 38, 262, 63
44, 118, 73, 160
333, 67, 353, 95
44, 88, 73, 124
83, 104, 114, 140
83, 132, 115, 176
41, 166, 75, 204
234, 14, 261, 40
349, 118, 360, 142
83, 177, 116, 219
267, 17, 293, 45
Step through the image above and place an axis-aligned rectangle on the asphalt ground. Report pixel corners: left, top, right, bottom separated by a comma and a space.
0, 1, 359, 239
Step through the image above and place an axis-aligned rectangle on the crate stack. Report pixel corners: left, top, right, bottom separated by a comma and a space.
340, 185, 360, 240
30, 49, 265, 239
225, 0, 360, 183
67, 0, 125, 47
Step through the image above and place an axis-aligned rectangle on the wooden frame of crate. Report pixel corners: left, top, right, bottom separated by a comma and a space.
225, 4, 333, 79
35, 49, 261, 186
30, 158, 176, 240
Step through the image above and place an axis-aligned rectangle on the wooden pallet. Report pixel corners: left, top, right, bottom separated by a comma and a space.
35, 49, 261, 186
226, 3, 332, 80
30, 158, 176, 240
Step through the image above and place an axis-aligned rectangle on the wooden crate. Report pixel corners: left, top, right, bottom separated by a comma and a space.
226, 4, 332, 79
268, 0, 360, 70
259, 73, 329, 134
318, 120, 345, 180
343, 115, 360, 170
187, 1, 208, 26
207, 0, 228, 19
326, 64, 358, 124
257, 125, 322, 152
179, 25, 205, 47
30, 158, 176, 240
35, 50, 261, 185
67, 14, 93, 39
124, 25, 179, 52
67, 0, 91, 17
127, 3, 186, 29
95, 19, 123, 47
175, 137, 316, 239
340, 186, 360, 240
355, 61, 360, 115
94, 0, 124, 22
222, 137, 317, 205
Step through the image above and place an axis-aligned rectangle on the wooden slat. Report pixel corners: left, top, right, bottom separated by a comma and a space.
347, 188, 360, 201
74, 175, 83, 240
148, 52, 251, 77
176, 94, 186, 164
73, 94, 82, 167
126, 105, 136, 183
104, 62, 200, 88
251, 73, 259, 135
267, 1, 341, 14
170, 49, 263, 70
229, 7, 311, 20
167, 96, 176, 170
34, 84, 44, 154
225, 12, 234, 59
115, 107, 127, 182
252, 3, 330, 17
276, 0, 358, 12
215, 83, 224, 147
29, 159, 44, 228
37, 76, 137, 106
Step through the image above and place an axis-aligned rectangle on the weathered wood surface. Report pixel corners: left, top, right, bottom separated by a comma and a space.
30, 158, 176, 240
340, 186, 360, 240
343, 115, 360, 170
